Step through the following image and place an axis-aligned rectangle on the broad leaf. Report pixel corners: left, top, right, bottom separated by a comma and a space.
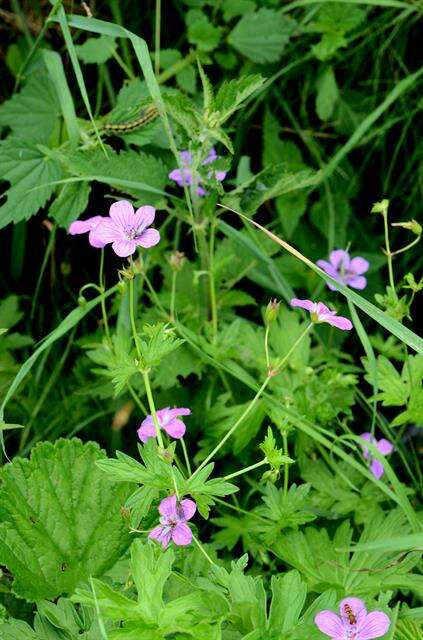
229, 9, 296, 63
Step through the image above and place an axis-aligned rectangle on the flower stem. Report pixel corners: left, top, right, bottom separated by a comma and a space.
282, 432, 289, 498
209, 219, 218, 338
142, 371, 165, 451
180, 437, 192, 475
272, 323, 313, 373
129, 277, 142, 361
154, 0, 161, 76
192, 534, 216, 566
264, 325, 270, 370
223, 458, 268, 481
170, 270, 177, 322
99, 249, 111, 347
126, 380, 148, 415
382, 207, 396, 296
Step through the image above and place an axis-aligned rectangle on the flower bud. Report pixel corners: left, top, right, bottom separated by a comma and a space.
371, 199, 389, 215
77, 295, 87, 306
265, 299, 280, 324
167, 251, 186, 272
391, 219, 422, 236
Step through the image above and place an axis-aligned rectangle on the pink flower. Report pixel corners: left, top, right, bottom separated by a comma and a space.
149, 494, 196, 548
317, 249, 370, 291
315, 597, 390, 639
94, 200, 160, 257
169, 148, 226, 196
137, 407, 191, 443
68, 215, 107, 248
360, 433, 394, 480
290, 299, 352, 331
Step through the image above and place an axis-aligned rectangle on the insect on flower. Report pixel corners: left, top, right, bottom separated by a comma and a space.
315, 596, 390, 640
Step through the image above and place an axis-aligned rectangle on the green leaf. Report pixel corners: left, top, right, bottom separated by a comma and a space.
0, 619, 39, 639
210, 74, 265, 126
267, 571, 307, 635
75, 35, 117, 64
363, 355, 409, 406
316, 66, 339, 120
163, 92, 202, 138
0, 438, 131, 600
49, 182, 91, 227
185, 463, 238, 518
0, 140, 63, 229
229, 9, 296, 63
187, 10, 222, 52
223, 0, 256, 22
0, 295, 23, 329
0, 72, 60, 142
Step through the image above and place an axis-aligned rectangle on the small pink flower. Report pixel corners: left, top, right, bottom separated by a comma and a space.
360, 433, 394, 479
317, 249, 370, 291
290, 299, 352, 331
149, 494, 196, 548
315, 597, 390, 640
95, 200, 160, 257
69, 215, 107, 248
137, 407, 191, 443
169, 148, 226, 196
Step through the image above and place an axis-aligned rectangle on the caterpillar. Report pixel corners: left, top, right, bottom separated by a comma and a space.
103, 105, 159, 134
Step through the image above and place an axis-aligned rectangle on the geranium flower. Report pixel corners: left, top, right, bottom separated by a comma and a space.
290, 299, 352, 330
360, 433, 394, 479
315, 596, 390, 639
169, 148, 226, 196
68, 215, 107, 248
317, 249, 370, 291
95, 200, 160, 257
137, 407, 191, 443
149, 494, 196, 548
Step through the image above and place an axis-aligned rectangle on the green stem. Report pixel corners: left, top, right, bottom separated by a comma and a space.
282, 432, 289, 498
127, 381, 148, 415
154, 0, 161, 76
170, 270, 177, 322
110, 47, 136, 81
213, 496, 268, 523
382, 210, 396, 295
129, 277, 142, 360
390, 235, 421, 257
264, 325, 270, 370
142, 370, 165, 451
157, 51, 196, 84
273, 323, 313, 373
209, 219, 218, 338
99, 249, 112, 347
192, 534, 215, 566
180, 437, 192, 475
223, 459, 268, 481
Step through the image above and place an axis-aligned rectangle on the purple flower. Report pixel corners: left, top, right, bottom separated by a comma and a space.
317, 249, 370, 291
94, 200, 160, 258
149, 494, 196, 548
290, 299, 352, 331
360, 433, 394, 479
169, 148, 226, 196
69, 215, 107, 248
315, 597, 390, 639
137, 407, 191, 443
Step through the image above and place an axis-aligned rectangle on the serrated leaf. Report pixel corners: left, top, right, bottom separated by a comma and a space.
0, 140, 63, 229
164, 93, 202, 138
0, 73, 60, 142
187, 11, 222, 52
229, 9, 296, 63
49, 182, 91, 227
210, 74, 265, 126
223, 0, 256, 22
75, 35, 117, 64
316, 66, 339, 120
0, 438, 131, 601
268, 571, 307, 635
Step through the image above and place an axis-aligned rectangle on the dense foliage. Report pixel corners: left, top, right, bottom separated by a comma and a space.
0, 0, 422, 638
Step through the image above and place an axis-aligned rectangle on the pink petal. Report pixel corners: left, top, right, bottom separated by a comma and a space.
314, 611, 345, 638
317, 260, 342, 283
69, 217, 102, 235
149, 525, 171, 548
339, 597, 367, 627
133, 205, 156, 231
169, 168, 192, 186
163, 418, 186, 439
370, 459, 385, 480
377, 438, 394, 456
330, 249, 350, 270
215, 170, 226, 182
171, 522, 192, 546
357, 611, 390, 639
112, 239, 137, 257
155, 408, 170, 426
109, 200, 134, 228
135, 228, 160, 249
167, 407, 191, 420
88, 228, 107, 248
180, 151, 192, 166
179, 498, 196, 521
197, 186, 207, 196
94, 219, 122, 244
316, 302, 333, 316
290, 298, 316, 313
159, 495, 178, 520
347, 275, 367, 289
203, 148, 217, 164
360, 432, 372, 459
350, 257, 369, 275
137, 417, 157, 443
323, 314, 353, 331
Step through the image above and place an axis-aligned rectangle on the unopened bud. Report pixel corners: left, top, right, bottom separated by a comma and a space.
77, 295, 87, 306
371, 199, 389, 215
167, 251, 186, 272
158, 447, 174, 463
265, 299, 280, 324
391, 219, 422, 236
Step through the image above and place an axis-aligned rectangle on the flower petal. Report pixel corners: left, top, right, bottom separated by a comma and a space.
316, 302, 333, 316
314, 611, 345, 638
339, 597, 367, 627
347, 275, 367, 290
322, 314, 353, 331
167, 407, 191, 420
133, 205, 156, 231
290, 298, 316, 313
137, 417, 157, 443
215, 170, 227, 182
330, 249, 350, 270
136, 228, 160, 249
350, 256, 370, 275
171, 522, 193, 546
370, 458, 385, 480
203, 147, 217, 164
357, 611, 390, 639
377, 438, 394, 456
317, 260, 342, 282
360, 432, 372, 459
109, 200, 134, 227
94, 220, 121, 244
149, 525, 172, 548
112, 238, 137, 257
179, 498, 196, 521
159, 494, 178, 520
163, 418, 186, 439
88, 228, 107, 248
69, 216, 103, 235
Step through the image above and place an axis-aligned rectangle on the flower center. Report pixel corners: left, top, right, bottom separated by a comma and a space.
124, 225, 140, 240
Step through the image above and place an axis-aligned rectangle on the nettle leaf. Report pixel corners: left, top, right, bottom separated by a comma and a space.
0, 438, 131, 601
229, 9, 296, 63
0, 140, 63, 229
309, 2, 365, 60
49, 182, 91, 227
187, 10, 222, 52
209, 75, 265, 127
316, 66, 339, 121
75, 35, 117, 64
164, 93, 202, 138
0, 72, 60, 142
223, 0, 256, 22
